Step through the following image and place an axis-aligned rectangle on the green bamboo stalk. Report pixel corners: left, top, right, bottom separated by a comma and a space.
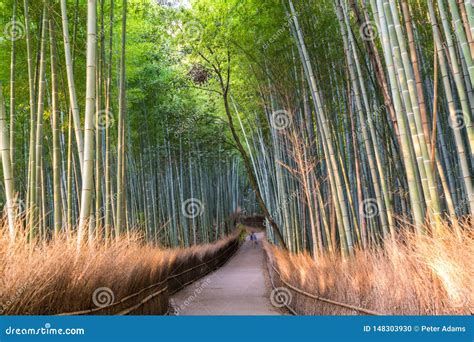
9, 0, 17, 166
0, 84, 16, 240
32, 3, 48, 237
436, 0, 474, 155
78, 0, 98, 246
116, 0, 127, 238
375, 0, 426, 232
428, 0, 474, 214
24, 0, 36, 237
49, 17, 62, 236
385, 0, 442, 227
60, 0, 85, 170
289, 0, 353, 255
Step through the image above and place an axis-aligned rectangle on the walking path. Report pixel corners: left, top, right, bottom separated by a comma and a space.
171, 232, 282, 315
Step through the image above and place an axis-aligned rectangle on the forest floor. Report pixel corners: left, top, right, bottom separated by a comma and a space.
171, 232, 282, 315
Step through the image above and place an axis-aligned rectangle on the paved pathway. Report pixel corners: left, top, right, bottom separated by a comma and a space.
171, 233, 282, 315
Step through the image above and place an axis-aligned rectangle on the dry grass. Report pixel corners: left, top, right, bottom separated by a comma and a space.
265, 221, 474, 315
0, 222, 241, 315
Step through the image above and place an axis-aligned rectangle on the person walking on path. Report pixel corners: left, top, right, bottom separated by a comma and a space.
250, 232, 258, 246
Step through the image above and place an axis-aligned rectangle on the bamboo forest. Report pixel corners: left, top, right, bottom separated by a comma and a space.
0, 0, 473, 316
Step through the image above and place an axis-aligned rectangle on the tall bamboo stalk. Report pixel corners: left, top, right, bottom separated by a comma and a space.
49, 17, 62, 237
116, 0, 127, 238
9, 0, 17, 166
78, 0, 98, 246
0, 84, 16, 240
60, 0, 85, 170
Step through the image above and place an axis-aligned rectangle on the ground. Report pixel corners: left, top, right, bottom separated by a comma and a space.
171, 232, 282, 315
